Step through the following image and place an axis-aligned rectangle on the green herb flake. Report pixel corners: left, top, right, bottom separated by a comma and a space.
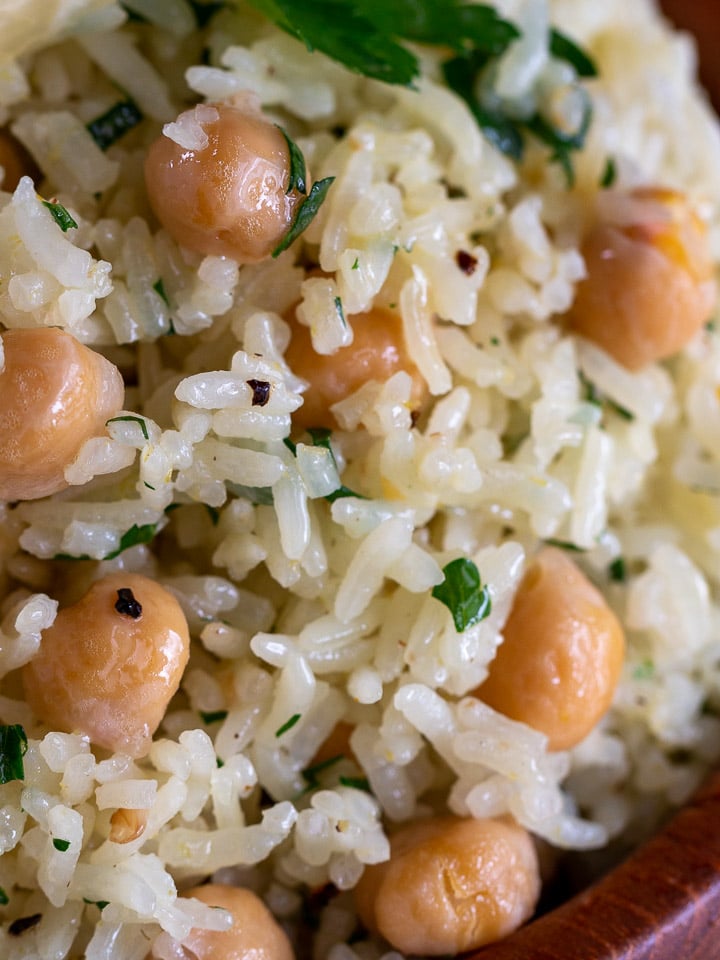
105, 415, 150, 441
334, 296, 347, 327
339, 775, 371, 792
87, 99, 143, 151
432, 558, 492, 633
351, 257, 360, 270
277, 126, 308, 195
302, 754, 344, 784
544, 538, 586, 552
306, 428, 366, 502
199, 709, 228, 725
83, 898, 109, 910
216, 757, 225, 768
490, 336, 500, 346
153, 278, 170, 306
0, 887, 8, 905
608, 556, 626, 582
272, 177, 335, 258
52, 838, 71, 852
0, 725, 28, 785
42, 200, 78, 232
600, 156, 617, 188
606, 398, 635, 422
633, 658, 655, 681
54, 521, 162, 562
283, 436, 298, 455
549, 28, 598, 77
275, 713, 302, 737
706, 319, 717, 333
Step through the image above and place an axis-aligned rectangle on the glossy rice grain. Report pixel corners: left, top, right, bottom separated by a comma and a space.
23, 572, 190, 758
0, 327, 124, 501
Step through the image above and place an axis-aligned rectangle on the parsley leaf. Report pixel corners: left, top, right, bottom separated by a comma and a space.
42, 200, 78, 232
276, 713, 301, 737
0, 725, 28, 785
608, 556, 627, 582
271, 177, 335, 257
0, 887, 7, 905
549, 28, 598, 77
600, 156, 617, 188
339, 775, 371, 792
199, 709, 228, 725
54, 522, 163, 561
87, 99, 143, 151
432, 558, 491, 632
153, 278, 170, 305
52, 838, 71, 852
106, 415, 150, 441
305, 428, 367, 501
277, 126, 307, 195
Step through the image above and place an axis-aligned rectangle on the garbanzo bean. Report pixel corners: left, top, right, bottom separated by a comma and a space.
22, 573, 190, 758
354, 815, 540, 956
181, 884, 294, 960
144, 102, 304, 263
0, 327, 124, 502
569, 186, 716, 369
284, 306, 427, 430
476, 547, 625, 751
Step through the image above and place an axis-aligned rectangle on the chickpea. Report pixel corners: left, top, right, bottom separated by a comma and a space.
109, 808, 148, 844
476, 547, 625, 751
0, 327, 124, 502
354, 815, 540, 956
310, 721, 354, 767
22, 573, 190, 758
284, 306, 427, 430
0, 129, 37, 192
181, 884, 294, 960
569, 187, 716, 369
144, 102, 304, 263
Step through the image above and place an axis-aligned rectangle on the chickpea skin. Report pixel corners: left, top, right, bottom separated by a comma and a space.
144, 102, 304, 263
284, 306, 427, 430
181, 884, 294, 960
354, 816, 540, 956
569, 187, 716, 369
23, 573, 190, 758
0, 327, 124, 502
476, 547, 625, 751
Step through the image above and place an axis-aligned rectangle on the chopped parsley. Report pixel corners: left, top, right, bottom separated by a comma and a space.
106, 415, 150, 441
247, 0, 517, 86
42, 200, 78, 232
87, 99, 143, 151
153, 278, 170, 306
302, 754, 344, 785
271, 177, 335, 257
579, 372, 635, 421
600, 156, 617, 188
275, 713, 302, 737
544, 538, 586, 552
277, 126, 308, 195
339, 775, 371, 792
305, 427, 366, 502
83, 898, 109, 910
0, 887, 8, 905
334, 296, 347, 327
633, 658, 655, 681
608, 556, 627, 582
200, 709, 228, 725
52, 838, 71, 852
432, 558, 492, 632
549, 28, 598, 77
351, 257, 360, 270
54, 521, 163, 561
0, 724, 28, 785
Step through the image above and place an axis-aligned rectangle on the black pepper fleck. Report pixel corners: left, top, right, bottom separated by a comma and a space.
115, 588, 142, 619
247, 379, 271, 407
9, 914, 42, 936
455, 250, 479, 275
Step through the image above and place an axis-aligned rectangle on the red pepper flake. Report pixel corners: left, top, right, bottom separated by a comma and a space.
247, 379, 271, 407
455, 250, 478, 275
115, 588, 142, 619
9, 914, 42, 936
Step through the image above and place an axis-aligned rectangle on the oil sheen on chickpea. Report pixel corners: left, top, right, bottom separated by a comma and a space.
144, 102, 304, 263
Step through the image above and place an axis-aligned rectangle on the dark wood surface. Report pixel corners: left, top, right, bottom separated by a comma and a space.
471, 770, 720, 959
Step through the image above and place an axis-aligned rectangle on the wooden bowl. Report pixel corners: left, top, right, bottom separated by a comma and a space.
472, 769, 720, 959
473, 5, 720, 957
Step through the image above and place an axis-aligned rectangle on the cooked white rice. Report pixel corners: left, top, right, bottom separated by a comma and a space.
1, 0, 720, 957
